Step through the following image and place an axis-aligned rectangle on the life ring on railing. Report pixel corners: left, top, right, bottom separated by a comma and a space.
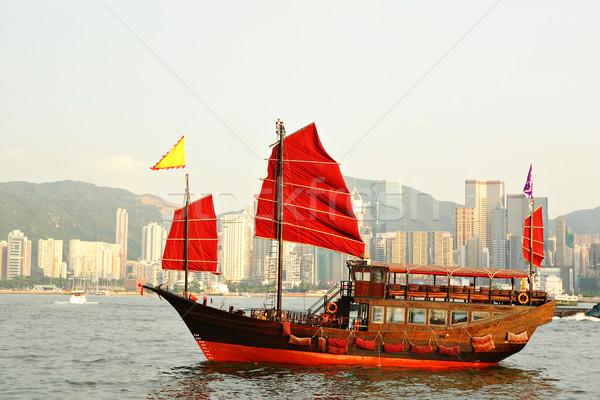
517, 292, 529, 305
327, 302, 338, 314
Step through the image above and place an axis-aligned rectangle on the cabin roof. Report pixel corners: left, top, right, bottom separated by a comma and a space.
370, 262, 530, 279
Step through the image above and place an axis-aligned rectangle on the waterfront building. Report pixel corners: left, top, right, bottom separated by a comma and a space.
389, 231, 453, 266
465, 236, 487, 268
367, 180, 403, 234
490, 205, 508, 269
465, 180, 505, 249
6, 230, 32, 279
38, 238, 65, 278
220, 211, 252, 283
555, 216, 568, 267
453, 207, 474, 250
141, 222, 167, 262
116, 208, 128, 277
68, 240, 123, 280
0, 241, 7, 279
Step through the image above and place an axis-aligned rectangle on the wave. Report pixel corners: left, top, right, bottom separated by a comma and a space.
554, 313, 600, 322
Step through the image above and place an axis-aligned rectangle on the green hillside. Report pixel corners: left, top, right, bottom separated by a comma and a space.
0, 181, 167, 264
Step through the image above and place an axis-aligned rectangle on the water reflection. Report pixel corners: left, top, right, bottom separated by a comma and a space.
149, 361, 559, 400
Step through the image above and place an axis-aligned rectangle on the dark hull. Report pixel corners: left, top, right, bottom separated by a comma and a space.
145, 286, 555, 369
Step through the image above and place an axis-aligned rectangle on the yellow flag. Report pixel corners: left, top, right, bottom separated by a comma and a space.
151, 136, 186, 170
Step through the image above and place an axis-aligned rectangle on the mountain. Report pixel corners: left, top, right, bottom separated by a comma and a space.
549, 207, 600, 235
343, 176, 460, 232
0, 181, 175, 263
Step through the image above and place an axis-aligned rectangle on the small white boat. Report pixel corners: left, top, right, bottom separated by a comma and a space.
70, 290, 87, 304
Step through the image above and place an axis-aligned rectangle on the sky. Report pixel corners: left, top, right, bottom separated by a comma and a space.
1, 1, 598, 219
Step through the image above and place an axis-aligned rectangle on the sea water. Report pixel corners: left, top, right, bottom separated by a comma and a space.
0, 294, 598, 400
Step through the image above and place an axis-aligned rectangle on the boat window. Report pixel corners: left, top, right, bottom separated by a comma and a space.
355, 269, 363, 281
362, 271, 371, 282
471, 311, 490, 322
429, 309, 447, 325
386, 307, 405, 324
451, 310, 468, 324
373, 269, 382, 283
371, 306, 384, 324
408, 308, 426, 324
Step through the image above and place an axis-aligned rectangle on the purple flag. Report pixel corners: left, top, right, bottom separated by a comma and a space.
523, 163, 533, 197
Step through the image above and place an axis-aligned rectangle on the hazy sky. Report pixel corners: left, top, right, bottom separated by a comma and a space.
1, 1, 598, 218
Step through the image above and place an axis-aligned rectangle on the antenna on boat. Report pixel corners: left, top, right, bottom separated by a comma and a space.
275, 119, 285, 317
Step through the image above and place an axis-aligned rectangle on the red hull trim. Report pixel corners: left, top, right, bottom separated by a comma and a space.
196, 340, 497, 369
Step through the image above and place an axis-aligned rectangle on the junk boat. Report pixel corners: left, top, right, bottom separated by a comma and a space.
144, 121, 554, 368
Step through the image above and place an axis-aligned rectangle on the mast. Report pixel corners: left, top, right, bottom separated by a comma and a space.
529, 197, 535, 294
184, 173, 190, 298
275, 119, 285, 316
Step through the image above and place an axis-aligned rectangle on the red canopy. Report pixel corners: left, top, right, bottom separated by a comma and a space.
255, 123, 364, 258
522, 206, 545, 268
162, 194, 218, 272
379, 263, 529, 279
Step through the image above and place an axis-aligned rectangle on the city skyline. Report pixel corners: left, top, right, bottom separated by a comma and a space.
1, 2, 599, 219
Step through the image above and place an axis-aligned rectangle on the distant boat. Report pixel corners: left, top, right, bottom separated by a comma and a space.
585, 303, 600, 318
554, 292, 580, 306
69, 290, 87, 304
144, 121, 554, 368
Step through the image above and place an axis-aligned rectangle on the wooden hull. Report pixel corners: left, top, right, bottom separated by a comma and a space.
146, 286, 555, 369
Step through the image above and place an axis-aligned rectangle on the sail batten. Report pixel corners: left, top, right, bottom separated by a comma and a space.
255, 123, 364, 258
163, 194, 218, 272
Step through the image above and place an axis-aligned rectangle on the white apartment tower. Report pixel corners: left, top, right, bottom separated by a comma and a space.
115, 208, 128, 278
7, 230, 31, 278
221, 212, 252, 282
142, 222, 167, 262
38, 239, 65, 278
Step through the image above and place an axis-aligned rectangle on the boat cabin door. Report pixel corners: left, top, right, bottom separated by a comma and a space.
352, 266, 387, 298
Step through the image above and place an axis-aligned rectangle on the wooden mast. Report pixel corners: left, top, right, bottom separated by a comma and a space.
184, 173, 190, 298
275, 119, 285, 316
528, 197, 535, 303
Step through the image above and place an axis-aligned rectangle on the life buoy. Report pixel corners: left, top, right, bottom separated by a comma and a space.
327, 302, 337, 314
517, 292, 529, 305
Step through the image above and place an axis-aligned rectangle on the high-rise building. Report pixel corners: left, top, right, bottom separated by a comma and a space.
465, 180, 505, 249
369, 180, 403, 234
141, 222, 166, 262
69, 240, 123, 280
6, 230, 31, 278
490, 205, 507, 269
116, 208, 128, 277
0, 241, 8, 279
38, 239, 65, 278
454, 207, 474, 250
465, 236, 486, 268
389, 231, 453, 266
221, 212, 252, 282
555, 216, 567, 266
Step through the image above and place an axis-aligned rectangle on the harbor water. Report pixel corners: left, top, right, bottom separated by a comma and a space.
0, 294, 598, 399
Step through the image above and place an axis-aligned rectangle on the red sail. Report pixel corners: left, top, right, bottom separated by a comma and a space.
522, 206, 544, 268
255, 123, 365, 258
163, 194, 218, 272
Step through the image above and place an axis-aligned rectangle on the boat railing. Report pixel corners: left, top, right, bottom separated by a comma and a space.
387, 283, 547, 305
307, 281, 349, 315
